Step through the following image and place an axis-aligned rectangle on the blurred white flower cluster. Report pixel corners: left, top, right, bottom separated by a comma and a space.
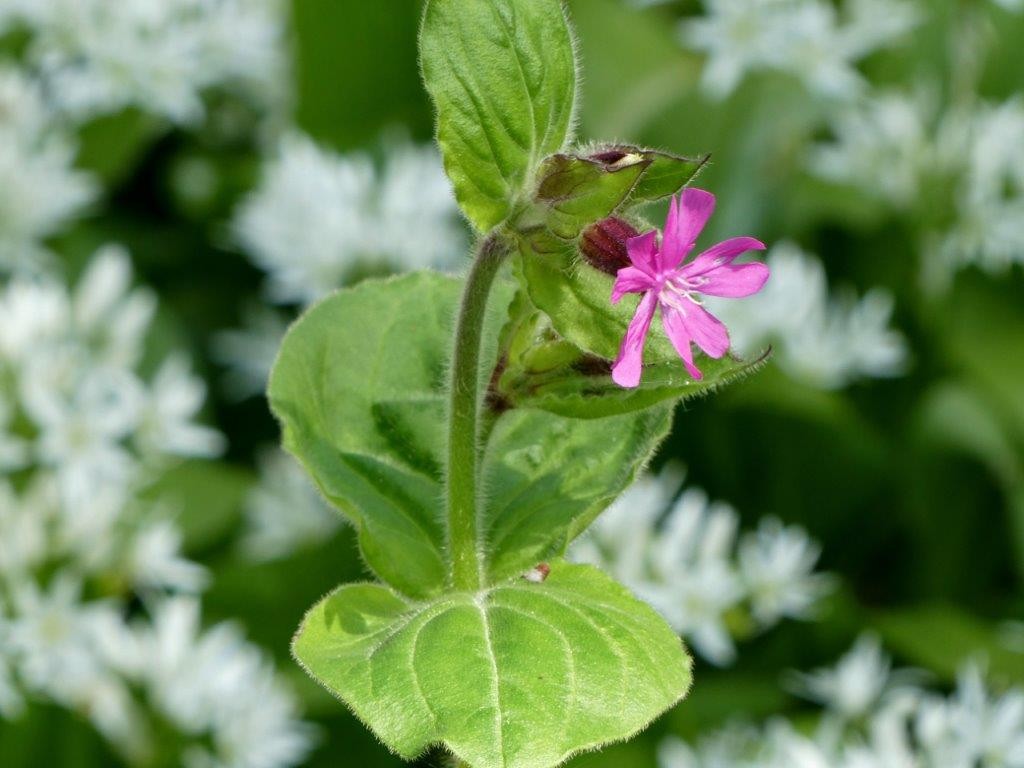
234, 132, 466, 306
239, 448, 339, 561
217, 131, 466, 399
680, 0, 919, 100
0, 247, 223, 507
660, 636, 1024, 768
0, 0, 286, 125
0, 67, 97, 272
708, 242, 908, 388
813, 93, 1024, 289
571, 465, 832, 666
0, 251, 314, 767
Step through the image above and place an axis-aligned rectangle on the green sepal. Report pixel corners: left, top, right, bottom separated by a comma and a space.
499, 348, 772, 420
627, 148, 709, 203
532, 153, 650, 239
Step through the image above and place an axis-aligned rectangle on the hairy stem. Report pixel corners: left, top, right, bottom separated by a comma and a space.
447, 233, 509, 591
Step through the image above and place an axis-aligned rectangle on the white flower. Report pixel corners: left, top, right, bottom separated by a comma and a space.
15, 0, 286, 124
925, 664, 1024, 767
240, 448, 340, 561
0, 480, 52, 578
571, 466, 682, 586
933, 100, 1024, 282
645, 488, 746, 666
375, 141, 468, 272
660, 726, 767, 768
572, 466, 828, 666
739, 518, 831, 627
710, 242, 907, 388
664, 650, 1024, 768
71, 245, 157, 370
0, 247, 222, 509
5, 574, 124, 708
811, 92, 1024, 288
234, 132, 464, 305
0, 67, 97, 271
810, 90, 934, 208
790, 634, 894, 720
140, 597, 316, 768
681, 0, 917, 101
128, 519, 208, 593
211, 305, 291, 399
136, 355, 226, 459
29, 363, 144, 506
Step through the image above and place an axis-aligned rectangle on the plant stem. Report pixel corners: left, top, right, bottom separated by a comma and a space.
447, 233, 509, 591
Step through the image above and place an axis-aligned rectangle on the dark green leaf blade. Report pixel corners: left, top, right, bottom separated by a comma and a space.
420, 0, 578, 231
268, 273, 458, 597
481, 405, 673, 580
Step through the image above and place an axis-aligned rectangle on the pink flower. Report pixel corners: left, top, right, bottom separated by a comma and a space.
610, 188, 769, 388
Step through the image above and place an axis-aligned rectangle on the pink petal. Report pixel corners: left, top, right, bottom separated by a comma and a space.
611, 266, 657, 303
685, 236, 766, 276
625, 230, 660, 276
665, 300, 730, 361
662, 189, 716, 270
660, 305, 702, 380
612, 291, 659, 388
699, 261, 770, 298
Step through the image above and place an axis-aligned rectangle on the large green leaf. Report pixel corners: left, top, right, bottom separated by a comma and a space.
482, 405, 672, 580
270, 272, 671, 598
420, 0, 578, 231
294, 561, 691, 768
268, 273, 456, 598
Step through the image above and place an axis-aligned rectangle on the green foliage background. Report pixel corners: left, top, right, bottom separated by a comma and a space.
3, 0, 1024, 765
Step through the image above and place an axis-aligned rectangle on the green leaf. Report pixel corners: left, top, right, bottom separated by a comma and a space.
270, 272, 670, 597
499, 349, 771, 419
268, 273, 457, 598
293, 561, 691, 768
482, 405, 672, 580
420, 0, 578, 231
534, 153, 650, 239
630, 150, 709, 203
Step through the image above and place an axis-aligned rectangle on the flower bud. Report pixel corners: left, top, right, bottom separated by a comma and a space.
522, 563, 551, 583
580, 217, 640, 275
588, 147, 632, 166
